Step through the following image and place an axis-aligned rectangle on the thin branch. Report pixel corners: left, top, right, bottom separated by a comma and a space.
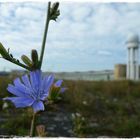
39, 2, 51, 69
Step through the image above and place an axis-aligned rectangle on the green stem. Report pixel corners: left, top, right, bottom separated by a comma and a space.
5, 58, 31, 71
39, 2, 51, 69
30, 113, 36, 137
29, 2, 51, 137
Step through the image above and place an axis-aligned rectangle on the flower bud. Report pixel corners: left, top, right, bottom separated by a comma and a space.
31, 49, 39, 65
50, 2, 60, 21
48, 86, 60, 101
0, 43, 11, 59
51, 2, 59, 13
31, 49, 40, 70
21, 55, 33, 67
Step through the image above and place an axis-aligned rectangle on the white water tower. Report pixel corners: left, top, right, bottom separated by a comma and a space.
126, 34, 140, 80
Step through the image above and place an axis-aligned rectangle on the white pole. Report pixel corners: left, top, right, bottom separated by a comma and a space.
129, 48, 132, 79
136, 48, 139, 80
127, 48, 130, 79
134, 48, 136, 80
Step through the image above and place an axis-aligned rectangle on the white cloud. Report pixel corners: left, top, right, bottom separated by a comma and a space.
15, 5, 44, 21
70, 4, 92, 22
0, 2, 140, 71
97, 50, 112, 56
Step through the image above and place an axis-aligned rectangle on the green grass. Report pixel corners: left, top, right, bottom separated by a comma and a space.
63, 80, 140, 137
1, 76, 140, 137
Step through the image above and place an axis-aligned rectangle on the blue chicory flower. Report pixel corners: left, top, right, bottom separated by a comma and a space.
4, 70, 55, 113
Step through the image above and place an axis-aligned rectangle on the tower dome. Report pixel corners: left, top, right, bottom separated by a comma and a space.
127, 34, 139, 43
126, 34, 139, 48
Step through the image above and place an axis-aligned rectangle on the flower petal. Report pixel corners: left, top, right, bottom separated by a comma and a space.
40, 92, 49, 100
4, 97, 34, 108
41, 74, 54, 92
21, 74, 32, 88
30, 70, 42, 89
55, 80, 63, 87
32, 101, 44, 113
13, 78, 32, 94
14, 78, 22, 86
7, 84, 27, 97
60, 87, 67, 93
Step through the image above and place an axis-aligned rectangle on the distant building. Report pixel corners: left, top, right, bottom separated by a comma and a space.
48, 70, 114, 81
114, 64, 126, 80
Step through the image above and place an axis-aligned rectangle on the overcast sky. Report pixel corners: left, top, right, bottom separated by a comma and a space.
0, 2, 140, 72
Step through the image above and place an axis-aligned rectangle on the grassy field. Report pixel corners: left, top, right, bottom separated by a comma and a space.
63, 80, 140, 137
0, 76, 140, 137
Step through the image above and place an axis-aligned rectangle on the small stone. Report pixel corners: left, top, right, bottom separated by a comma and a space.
98, 136, 109, 138
67, 129, 73, 134
51, 124, 57, 128
54, 117, 61, 121
63, 126, 68, 130
63, 116, 68, 121
47, 127, 55, 131
89, 122, 99, 127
